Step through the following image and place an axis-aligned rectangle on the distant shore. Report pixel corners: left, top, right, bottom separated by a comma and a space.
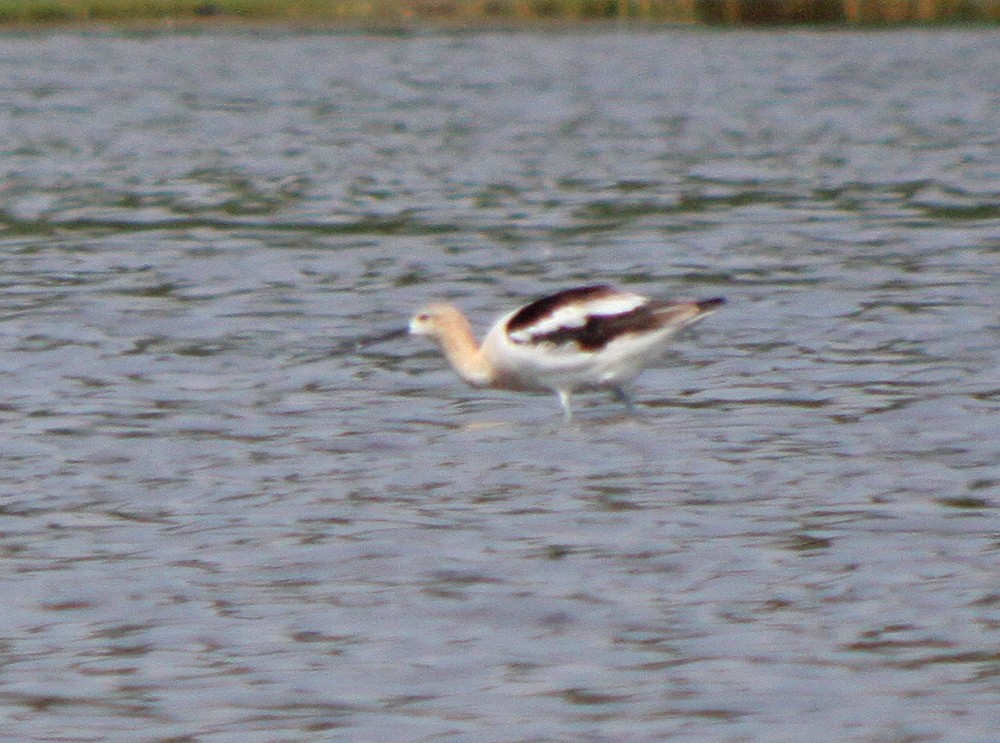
1, 0, 998, 27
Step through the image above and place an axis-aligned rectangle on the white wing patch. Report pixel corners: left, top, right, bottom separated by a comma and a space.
507, 293, 647, 344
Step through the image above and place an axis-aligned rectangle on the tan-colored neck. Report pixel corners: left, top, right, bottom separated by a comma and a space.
434, 312, 494, 387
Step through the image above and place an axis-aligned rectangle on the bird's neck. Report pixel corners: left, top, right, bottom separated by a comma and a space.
437, 317, 494, 387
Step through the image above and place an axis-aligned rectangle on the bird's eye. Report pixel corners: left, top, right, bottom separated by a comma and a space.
417, 313, 430, 322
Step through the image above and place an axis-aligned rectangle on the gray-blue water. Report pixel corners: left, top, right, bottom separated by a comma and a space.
1, 28, 999, 742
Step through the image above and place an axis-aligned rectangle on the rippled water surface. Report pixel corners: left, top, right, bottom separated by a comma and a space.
1, 28, 999, 742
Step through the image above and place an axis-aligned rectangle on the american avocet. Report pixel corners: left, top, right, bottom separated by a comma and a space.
410, 284, 724, 418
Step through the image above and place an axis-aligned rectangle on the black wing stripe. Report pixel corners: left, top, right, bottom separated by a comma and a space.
523, 298, 726, 352
525, 306, 664, 352
505, 285, 617, 335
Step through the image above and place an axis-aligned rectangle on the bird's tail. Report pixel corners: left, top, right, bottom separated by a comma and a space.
695, 297, 726, 313
649, 296, 725, 330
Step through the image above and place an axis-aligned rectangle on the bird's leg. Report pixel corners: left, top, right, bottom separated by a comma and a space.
611, 386, 637, 415
557, 389, 573, 421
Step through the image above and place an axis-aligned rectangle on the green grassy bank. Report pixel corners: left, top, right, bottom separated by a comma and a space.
0, 0, 998, 26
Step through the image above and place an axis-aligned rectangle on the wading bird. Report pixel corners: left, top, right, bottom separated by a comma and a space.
410, 284, 724, 419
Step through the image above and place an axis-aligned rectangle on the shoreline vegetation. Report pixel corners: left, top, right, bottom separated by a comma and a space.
0, 0, 998, 27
